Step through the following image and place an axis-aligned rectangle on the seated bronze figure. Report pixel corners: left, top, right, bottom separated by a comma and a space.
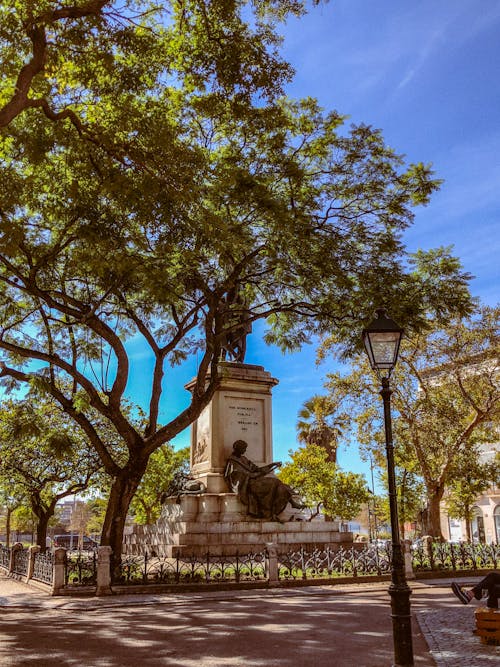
224, 440, 304, 521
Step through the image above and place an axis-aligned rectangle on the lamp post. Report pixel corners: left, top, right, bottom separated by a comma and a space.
369, 453, 379, 542
362, 308, 413, 667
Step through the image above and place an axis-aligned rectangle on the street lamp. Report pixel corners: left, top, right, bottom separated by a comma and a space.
362, 308, 413, 667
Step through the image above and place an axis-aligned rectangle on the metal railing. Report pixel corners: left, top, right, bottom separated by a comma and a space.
3, 540, 499, 593
412, 541, 500, 572
278, 544, 392, 581
114, 551, 268, 585
12, 547, 29, 576
0, 545, 10, 569
32, 550, 54, 584
65, 551, 97, 586
115, 542, 500, 587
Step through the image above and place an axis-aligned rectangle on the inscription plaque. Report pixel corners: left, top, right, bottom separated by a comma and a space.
223, 395, 265, 462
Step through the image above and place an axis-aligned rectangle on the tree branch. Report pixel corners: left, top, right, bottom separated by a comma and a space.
0, 1, 111, 128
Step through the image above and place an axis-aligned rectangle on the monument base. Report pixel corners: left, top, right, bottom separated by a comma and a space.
123, 493, 353, 557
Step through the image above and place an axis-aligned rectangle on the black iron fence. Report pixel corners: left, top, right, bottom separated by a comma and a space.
12, 547, 29, 576
412, 541, 500, 572
32, 550, 54, 585
0, 545, 10, 569
278, 545, 392, 581
114, 551, 268, 585
65, 551, 97, 586
114, 542, 499, 587
3, 541, 499, 593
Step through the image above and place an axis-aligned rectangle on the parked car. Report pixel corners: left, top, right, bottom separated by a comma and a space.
52, 534, 98, 550
372, 539, 390, 549
411, 538, 424, 551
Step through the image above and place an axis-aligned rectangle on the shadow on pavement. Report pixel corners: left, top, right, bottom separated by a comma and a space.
0, 581, 439, 667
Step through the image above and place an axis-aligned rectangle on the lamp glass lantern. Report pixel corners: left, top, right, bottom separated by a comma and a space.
362, 308, 404, 374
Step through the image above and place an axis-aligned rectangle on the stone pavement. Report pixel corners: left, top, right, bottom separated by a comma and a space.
1, 573, 499, 666
417, 604, 500, 667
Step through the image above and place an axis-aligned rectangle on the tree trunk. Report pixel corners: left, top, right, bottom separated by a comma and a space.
465, 520, 472, 542
325, 444, 337, 464
6, 507, 12, 548
427, 487, 445, 539
35, 510, 50, 550
100, 464, 146, 575
31, 494, 57, 550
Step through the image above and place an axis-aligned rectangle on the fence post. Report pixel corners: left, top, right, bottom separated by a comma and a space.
96, 546, 113, 596
403, 539, 415, 580
52, 547, 66, 595
9, 543, 23, 574
27, 545, 41, 583
266, 542, 279, 585
422, 535, 434, 570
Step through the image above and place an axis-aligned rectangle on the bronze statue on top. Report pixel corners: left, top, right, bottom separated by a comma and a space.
224, 440, 305, 521
219, 286, 253, 363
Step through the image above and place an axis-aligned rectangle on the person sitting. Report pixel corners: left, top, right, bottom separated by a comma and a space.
451, 571, 500, 609
224, 440, 304, 521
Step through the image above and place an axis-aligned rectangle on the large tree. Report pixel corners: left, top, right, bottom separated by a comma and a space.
0, 397, 102, 547
0, 1, 474, 561
323, 305, 500, 539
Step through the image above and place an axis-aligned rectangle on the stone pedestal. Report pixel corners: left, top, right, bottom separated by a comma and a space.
123, 494, 353, 557
96, 546, 113, 596
186, 362, 278, 493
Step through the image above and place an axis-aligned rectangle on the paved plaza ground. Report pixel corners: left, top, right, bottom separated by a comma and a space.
1, 573, 499, 666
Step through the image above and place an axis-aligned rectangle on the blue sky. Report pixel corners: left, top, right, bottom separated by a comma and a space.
160, 1, 500, 483
275, 0, 500, 472
281, 0, 499, 306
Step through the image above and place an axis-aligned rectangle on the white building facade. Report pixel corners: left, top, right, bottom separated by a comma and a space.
440, 443, 500, 544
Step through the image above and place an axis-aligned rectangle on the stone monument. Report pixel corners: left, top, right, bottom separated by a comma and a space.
123, 362, 353, 557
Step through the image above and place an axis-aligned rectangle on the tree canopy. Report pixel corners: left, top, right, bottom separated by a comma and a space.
0, 1, 475, 557
296, 395, 349, 463
322, 304, 500, 539
0, 395, 102, 546
130, 444, 189, 524
278, 442, 369, 522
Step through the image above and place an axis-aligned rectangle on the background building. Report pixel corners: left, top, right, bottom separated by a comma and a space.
440, 442, 500, 543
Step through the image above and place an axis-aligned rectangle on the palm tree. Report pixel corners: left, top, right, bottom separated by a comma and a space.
296, 395, 350, 463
